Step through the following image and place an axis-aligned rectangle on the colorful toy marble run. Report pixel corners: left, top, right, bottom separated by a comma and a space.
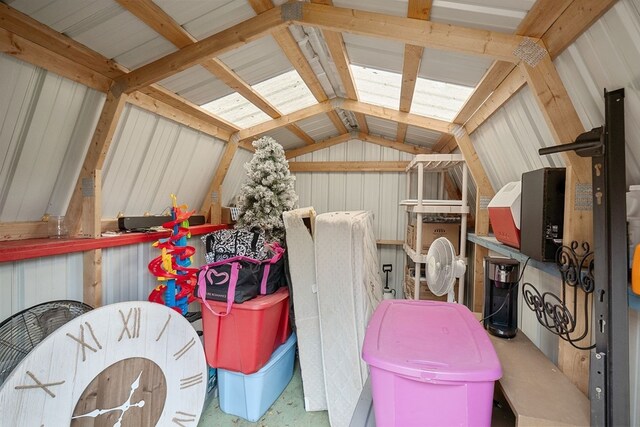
148, 195, 199, 315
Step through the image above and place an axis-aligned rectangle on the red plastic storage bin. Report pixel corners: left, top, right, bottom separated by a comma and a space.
199, 287, 291, 374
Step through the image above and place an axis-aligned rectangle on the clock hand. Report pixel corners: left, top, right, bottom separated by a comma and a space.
71, 371, 146, 422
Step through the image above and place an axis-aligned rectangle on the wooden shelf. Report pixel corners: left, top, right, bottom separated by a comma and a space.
0, 224, 227, 263
488, 330, 590, 426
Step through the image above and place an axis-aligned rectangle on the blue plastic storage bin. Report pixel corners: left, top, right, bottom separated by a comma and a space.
218, 333, 297, 422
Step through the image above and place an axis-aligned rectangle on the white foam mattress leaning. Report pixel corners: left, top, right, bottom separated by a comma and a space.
315, 211, 383, 427
284, 209, 383, 426
283, 207, 327, 412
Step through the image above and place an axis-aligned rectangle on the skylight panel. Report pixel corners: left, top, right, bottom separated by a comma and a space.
410, 77, 474, 121
201, 92, 271, 128
350, 65, 401, 110
252, 70, 317, 115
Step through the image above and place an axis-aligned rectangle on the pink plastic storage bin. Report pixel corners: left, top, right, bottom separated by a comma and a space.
199, 287, 291, 374
362, 300, 502, 427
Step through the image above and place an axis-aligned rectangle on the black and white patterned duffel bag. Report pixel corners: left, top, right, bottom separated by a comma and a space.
202, 228, 269, 263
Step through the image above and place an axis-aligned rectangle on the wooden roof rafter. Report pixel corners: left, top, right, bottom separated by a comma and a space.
396, 0, 432, 144
115, 0, 315, 146
248, 0, 350, 136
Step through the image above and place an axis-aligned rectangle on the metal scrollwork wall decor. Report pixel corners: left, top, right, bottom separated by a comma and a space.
522, 241, 595, 350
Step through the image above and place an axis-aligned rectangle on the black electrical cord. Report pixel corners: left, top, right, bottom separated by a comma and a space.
479, 256, 530, 323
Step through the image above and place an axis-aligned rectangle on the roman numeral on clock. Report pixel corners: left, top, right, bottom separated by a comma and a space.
180, 373, 203, 390
172, 411, 196, 426
173, 337, 196, 361
66, 322, 102, 362
14, 371, 65, 398
118, 307, 141, 341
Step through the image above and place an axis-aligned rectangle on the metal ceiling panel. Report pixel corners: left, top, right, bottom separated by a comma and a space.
102, 104, 226, 218
201, 92, 271, 128
430, 0, 533, 33
0, 54, 104, 221
219, 36, 292, 86
333, 0, 409, 18
418, 48, 493, 87
177, 0, 256, 40
297, 114, 341, 142
366, 116, 401, 141
252, 70, 317, 115
404, 126, 442, 148
411, 77, 473, 121
554, 0, 640, 187
257, 127, 304, 151
342, 33, 404, 74
472, 86, 564, 191
158, 65, 233, 106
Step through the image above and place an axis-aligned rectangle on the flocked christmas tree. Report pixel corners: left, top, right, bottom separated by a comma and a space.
236, 136, 298, 243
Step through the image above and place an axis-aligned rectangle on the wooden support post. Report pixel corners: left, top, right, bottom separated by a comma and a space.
201, 138, 239, 222
66, 91, 127, 236
82, 169, 102, 308
450, 127, 495, 313
522, 50, 593, 394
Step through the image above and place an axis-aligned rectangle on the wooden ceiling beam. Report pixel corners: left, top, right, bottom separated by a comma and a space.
113, 7, 285, 94
396, 1, 432, 142
464, 66, 527, 135
311, 0, 369, 132
339, 99, 451, 133
286, 133, 353, 159
543, 0, 618, 59
432, 133, 457, 154
140, 85, 238, 132
118, 0, 317, 145
289, 161, 408, 173
359, 133, 431, 155
293, 3, 531, 63
0, 2, 127, 79
451, 0, 573, 129
236, 100, 335, 140
128, 91, 233, 140
0, 26, 112, 92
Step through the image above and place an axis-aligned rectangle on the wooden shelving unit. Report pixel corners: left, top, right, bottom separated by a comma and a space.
402, 154, 469, 302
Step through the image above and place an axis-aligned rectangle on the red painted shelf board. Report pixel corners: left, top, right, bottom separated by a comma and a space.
0, 224, 228, 263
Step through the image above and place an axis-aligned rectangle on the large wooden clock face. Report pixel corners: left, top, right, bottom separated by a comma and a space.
0, 301, 207, 426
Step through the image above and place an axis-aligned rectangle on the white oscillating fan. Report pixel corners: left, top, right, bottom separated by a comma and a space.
426, 237, 467, 302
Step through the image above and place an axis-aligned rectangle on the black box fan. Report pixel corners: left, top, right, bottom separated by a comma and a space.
0, 300, 93, 386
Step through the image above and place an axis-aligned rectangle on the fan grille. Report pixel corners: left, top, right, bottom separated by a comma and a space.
0, 300, 92, 386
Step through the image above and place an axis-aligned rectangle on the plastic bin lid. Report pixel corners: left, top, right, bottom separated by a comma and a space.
362, 300, 502, 382
199, 287, 289, 311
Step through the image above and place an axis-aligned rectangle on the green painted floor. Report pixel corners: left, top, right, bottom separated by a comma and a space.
198, 360, 330, 427
198, 359, 515, 427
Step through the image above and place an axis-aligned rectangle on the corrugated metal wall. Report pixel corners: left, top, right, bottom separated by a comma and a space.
102, 104, 227, 218
0, 254, 83, 321
289, 138, 438, 297
472, 1, 640, 422
0, 53, 104, 220
471, 86, 565, 191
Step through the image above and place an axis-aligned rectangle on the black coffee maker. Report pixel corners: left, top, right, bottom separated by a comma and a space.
483, 257, 520, 338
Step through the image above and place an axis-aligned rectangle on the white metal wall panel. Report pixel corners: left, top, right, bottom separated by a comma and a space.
221, 148, 253, 206
0, 254, 83, 321
290, 138, 433, 296
554, 0, 640, 186
102, 104, 226, 218
472, 86, 565, 191
0, 54, 104, 221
